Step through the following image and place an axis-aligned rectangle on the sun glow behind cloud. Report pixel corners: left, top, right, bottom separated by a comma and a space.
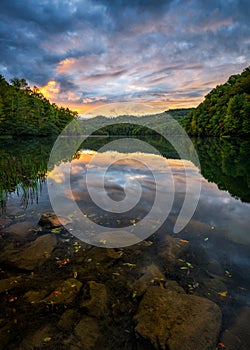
38, 81, 60, 100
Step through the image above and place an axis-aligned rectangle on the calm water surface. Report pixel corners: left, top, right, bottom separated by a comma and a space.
0, 136, 250, 349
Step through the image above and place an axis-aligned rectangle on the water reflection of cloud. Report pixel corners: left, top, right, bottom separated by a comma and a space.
195, 179, 250, 245
47, 150, 198, 228
47, 163, 69, 183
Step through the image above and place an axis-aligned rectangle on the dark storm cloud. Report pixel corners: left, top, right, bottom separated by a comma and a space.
95, 0, 174, 30
89, 69, 128, 80
0, 0, 108, 33
0, 0, 250, 110
57, 76, 79, 93
0, 0, 109, 84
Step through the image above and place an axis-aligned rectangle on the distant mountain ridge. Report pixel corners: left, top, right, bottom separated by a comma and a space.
79, 108, 192, 136
183, 67, 250, 137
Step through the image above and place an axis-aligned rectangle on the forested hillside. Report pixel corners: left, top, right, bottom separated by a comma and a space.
183, 67, 250, 137
0, 75, 78, 136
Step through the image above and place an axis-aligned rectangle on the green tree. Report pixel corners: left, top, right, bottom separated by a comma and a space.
183, 66, 250, 137
0, 75, 78, 136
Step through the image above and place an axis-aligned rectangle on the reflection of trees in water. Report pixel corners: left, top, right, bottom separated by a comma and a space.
80, 135, 180, 159
193, 138, 250, 203
1, 136, 249, 210
0, 138, 55, 209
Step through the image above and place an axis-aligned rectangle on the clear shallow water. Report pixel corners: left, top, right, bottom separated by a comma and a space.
0, 136, 250, 349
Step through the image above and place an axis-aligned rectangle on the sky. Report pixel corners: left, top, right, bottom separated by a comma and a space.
1, 0, 250, 116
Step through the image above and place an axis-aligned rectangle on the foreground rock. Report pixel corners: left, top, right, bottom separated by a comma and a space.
86, 247, 123, 264
38, 212, 72, 228
133, 264, 166, 296
157, 235, 189, 272
24, 289, 48, 304
44, 278, 82, 305
0, 276, 22, 293
18, 324, 55, 350
65, 316, 102, 350
81, 281, 108, 318
134, 286, 221, 350
8, 234, 57, 270
0, 216, 12, 229
221, 306, 250, 350
3, 221, 35, 237
57, 309, 80, 331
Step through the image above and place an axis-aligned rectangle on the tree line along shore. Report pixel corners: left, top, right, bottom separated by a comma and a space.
0, 66, 249, 137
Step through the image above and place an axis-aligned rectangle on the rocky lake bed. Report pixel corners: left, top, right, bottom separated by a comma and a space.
0, 211, 250, 350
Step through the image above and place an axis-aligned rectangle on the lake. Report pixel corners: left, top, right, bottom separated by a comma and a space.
0, 136, 250, 349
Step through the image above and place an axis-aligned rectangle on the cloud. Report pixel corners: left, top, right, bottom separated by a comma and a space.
0, 0, 250, 113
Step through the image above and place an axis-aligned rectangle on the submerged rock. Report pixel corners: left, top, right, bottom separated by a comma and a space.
0, 276, 22, 293
81, 281, 108, 318
157, 235, 189, 274
18, 324, 55, 350
44, 278, 82, 305
9, 234, 57, 270
57, 309, 80, 331
184, 219, 212, 235
221, 306, 250, 350
133, 264, 166, 296
65, 316, 102, 350
0, 217, 12, 230
23, 289, 48, 304
87, 247, 123, 264
0, 323, 13, 349
202, 273, 227, 296
164, 280, 185, 294
38, 212, 72, 228
158, 235, 189, 264
134, 286, 221, 350
4, 221, 34, 237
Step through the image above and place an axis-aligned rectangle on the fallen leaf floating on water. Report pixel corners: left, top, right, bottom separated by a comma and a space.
9, 296, 17, 302
180, 261, 194, 270
15, 214, 26, 219
57, 258, 70, 266
123, 263, 136, 267
73, 241, 81, 253
179, 239, 189, 243
204, 237, 209, 241
225, 270, 232, 278
53, 290, 60, 296
43, 337, 52, 343
100, 239, 107, 245
218, 291, 228, 297
218, 342, 226, 348
51, 227, 62, 233
238, 286, 247, 291
130, 219, 136, 226
132, 291, 137, 299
